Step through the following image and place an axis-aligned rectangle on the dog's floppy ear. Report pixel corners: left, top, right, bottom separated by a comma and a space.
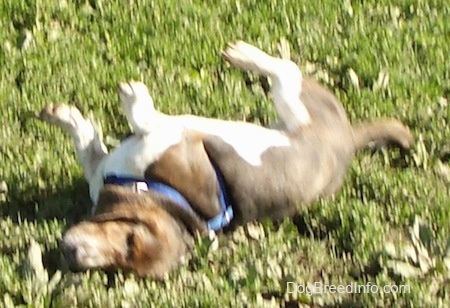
125, 219, 191, 279
124, 223, 167, 279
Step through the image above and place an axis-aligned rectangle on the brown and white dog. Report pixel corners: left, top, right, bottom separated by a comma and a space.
38, 41, 413, 278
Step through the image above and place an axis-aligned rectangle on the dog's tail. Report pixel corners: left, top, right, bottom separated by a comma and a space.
352, 119, 414, 151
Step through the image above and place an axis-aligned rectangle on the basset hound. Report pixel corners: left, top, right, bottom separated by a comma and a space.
38, 41, 413, 278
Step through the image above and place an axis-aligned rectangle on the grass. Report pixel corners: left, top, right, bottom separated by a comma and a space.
0, 0, 449, 306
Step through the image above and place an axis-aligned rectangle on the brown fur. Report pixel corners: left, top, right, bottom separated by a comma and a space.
61, 185, 207, 279
144, 131, 223, 220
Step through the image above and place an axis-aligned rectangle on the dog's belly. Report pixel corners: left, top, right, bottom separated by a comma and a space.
174, 115, 291, 166
89, 115, 291, 205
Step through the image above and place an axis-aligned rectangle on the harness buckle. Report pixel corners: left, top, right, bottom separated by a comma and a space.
133, 181, 149, 193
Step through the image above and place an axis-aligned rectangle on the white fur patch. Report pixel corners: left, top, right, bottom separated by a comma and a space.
270, 61, 310, 130
173, 114, 291, 164
90, 120, 184, 204
118, 82, 158, 135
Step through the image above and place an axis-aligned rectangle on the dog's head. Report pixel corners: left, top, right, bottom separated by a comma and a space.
61, 185, 206, 279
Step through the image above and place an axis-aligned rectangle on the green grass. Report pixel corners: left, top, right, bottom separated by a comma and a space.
1, 0, 449, 306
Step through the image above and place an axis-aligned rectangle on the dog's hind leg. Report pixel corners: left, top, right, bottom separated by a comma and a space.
38, 104, 108, 183
222, 40, 310, 132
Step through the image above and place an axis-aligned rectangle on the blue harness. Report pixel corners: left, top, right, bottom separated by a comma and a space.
103, 166, 233, 231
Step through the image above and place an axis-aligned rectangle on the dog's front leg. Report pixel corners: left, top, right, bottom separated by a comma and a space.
222, 40, 310, 132
38, 104, 108, 183
117, 82, 159, 135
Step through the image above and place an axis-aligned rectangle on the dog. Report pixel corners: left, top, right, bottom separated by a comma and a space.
38, 41, 413, 278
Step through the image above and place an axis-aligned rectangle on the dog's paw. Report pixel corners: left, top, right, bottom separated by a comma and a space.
222, 40, 270, 67
38, 104, 85, 129
117, 81, 155, 117
118, 81, 152, 105
222, 40, 299, 80
117, 82, 135, 99
117, 81, 156, 135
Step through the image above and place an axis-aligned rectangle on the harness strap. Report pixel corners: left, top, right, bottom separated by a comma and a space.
103, 168, 233, 231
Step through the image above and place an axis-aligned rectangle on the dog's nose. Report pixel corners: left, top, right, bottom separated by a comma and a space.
61, 244, 80, 271
62, 244, 75, 261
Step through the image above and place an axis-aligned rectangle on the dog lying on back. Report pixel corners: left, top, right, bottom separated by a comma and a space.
38, 41, 413, 278
124, 41, 413, 228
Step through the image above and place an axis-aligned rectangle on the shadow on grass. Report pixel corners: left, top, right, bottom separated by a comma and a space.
292, 199, 386, 280
1, 175, 91, 225
1, 175, 91, 275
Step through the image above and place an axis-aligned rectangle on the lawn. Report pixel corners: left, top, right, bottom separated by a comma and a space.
0, 0, 449, 306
